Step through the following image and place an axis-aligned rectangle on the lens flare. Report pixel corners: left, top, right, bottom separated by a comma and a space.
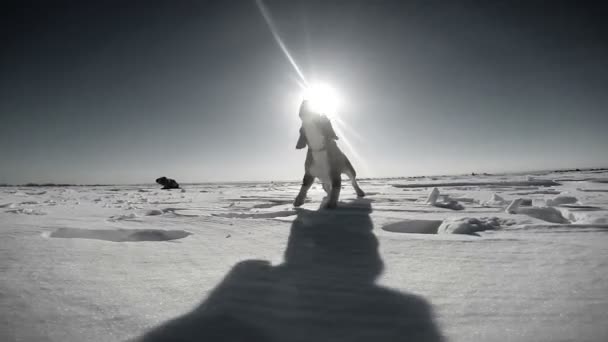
256, 0, 371, 176
302, 84, 340, 117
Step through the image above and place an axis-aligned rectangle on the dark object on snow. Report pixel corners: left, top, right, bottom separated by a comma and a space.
156, 177, 180, 190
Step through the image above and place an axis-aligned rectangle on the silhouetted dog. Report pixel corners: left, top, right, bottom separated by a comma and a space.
294, 100, 365, 209
155, 177, 180, 190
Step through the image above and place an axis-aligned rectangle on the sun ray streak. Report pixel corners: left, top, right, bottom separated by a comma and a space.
256, 0, 308, 88
332, 121, 371, 177
333, 117, 364, 142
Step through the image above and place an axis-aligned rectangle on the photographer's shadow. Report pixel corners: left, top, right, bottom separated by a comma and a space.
140, 199, 443, 341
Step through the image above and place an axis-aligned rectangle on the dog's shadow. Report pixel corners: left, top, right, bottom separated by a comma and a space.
138, 199, 443, 342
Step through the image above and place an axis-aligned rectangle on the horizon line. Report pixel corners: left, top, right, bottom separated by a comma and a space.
2, 166, 606, 187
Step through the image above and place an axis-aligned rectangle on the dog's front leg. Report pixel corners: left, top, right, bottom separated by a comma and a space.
325, 173, 342, 209
294, 173, 314, 207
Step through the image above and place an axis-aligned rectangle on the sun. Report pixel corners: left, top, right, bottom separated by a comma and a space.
302, 83, 341, 117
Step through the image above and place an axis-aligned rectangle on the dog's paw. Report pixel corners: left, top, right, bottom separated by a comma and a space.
356, 190, 366, 198
324, 201, 338, 209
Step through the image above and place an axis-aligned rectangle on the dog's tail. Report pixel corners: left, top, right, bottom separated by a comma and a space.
344, 158, 357, 179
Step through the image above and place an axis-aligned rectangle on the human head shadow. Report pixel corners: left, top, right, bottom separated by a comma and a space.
138, 198, 443, 342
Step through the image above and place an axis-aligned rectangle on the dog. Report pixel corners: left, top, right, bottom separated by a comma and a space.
156, 176, 180, 190
293, 100, 365, 208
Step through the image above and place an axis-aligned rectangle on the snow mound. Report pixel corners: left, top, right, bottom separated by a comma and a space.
108, 213, 139, 222
566, 211, 608, 225
426, 188, 440, 204
6, 208, 46, 215
425, 188, 464, 210
434, 201, 464, 210
48, 228, 191, 242
506, 199, 570, 224
145, 209, 163, 216
484, 193, 506, 206
437, 217, 502, 235
546, 196, 578, 207
382, 217, 503, 235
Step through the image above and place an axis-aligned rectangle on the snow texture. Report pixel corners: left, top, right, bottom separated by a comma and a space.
1, 170, 608, 342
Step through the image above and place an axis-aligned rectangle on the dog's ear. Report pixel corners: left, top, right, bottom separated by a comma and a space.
321, 116, 339, 140
296, 127, 307, 149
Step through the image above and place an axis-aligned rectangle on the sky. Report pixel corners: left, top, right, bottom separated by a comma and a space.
1, 0, 607, 184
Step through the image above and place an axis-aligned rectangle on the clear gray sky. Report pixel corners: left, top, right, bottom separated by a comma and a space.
1, 0, 607, 184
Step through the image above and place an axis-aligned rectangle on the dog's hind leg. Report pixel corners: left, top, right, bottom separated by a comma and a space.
351, 177, 365, 198
294, 173, 314, 207
344, 160, 365, 198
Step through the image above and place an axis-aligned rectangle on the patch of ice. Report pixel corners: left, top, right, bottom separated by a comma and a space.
252, 200, 294, 209
48, 228, 191, 242
382, 219, 443, 234
577, 188, 608, 193
449, 197, 477, 203
25, 191, 47, 195
393, 179, 560, 189
212, 210, 298, 219
513, 190, 561, 195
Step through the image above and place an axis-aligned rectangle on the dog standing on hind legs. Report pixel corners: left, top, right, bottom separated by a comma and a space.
293, 100, 365, 209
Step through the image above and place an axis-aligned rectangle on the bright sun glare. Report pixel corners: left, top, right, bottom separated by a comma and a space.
302, 84, 341, 117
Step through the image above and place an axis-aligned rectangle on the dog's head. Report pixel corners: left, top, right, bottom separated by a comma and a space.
298, 100, 319, 121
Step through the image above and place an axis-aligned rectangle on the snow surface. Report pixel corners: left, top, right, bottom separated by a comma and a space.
1, 170, 608, 341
